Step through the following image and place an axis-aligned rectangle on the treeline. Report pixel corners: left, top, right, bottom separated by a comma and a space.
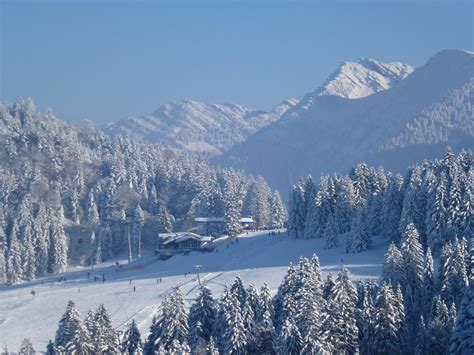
0, 99, 283, 285
33, 225, 473, 354
288, 147, 472, 254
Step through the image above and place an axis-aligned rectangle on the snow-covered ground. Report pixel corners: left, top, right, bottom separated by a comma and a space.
0, 230, 386, 351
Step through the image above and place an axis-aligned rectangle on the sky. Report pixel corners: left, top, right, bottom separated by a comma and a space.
1, 0, 472, 125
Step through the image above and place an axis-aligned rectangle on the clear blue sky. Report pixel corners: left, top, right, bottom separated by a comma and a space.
1, 0, 472, 125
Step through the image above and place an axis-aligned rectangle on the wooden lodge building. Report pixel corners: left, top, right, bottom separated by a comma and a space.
156, 232, 213, 259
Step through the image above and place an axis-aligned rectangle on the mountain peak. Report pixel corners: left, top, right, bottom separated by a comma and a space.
424, 49, 474, 69
314, 58, 414, 99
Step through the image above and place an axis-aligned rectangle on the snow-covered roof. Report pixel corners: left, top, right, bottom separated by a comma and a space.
159, 232, 212, 245
195, 217, 224, 223
175, 235, 213, 244
194, 217, 255, 223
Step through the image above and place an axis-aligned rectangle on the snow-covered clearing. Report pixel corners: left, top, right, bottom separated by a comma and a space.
0, 230, 386, 350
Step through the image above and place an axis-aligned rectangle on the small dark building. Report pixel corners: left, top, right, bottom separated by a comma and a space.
156, 232, 213, 259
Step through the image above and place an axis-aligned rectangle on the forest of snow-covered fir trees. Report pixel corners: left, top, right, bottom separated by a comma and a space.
0, 99, 285, 284
15, 234, 473, 355
288, 147, 472, 254
0, 98, 473, 355
1, 96, 472, 354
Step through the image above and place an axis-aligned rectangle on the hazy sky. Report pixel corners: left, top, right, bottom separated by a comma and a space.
1, 0, 472, 125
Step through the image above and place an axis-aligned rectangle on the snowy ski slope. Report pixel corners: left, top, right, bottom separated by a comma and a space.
0, 230, 386, 351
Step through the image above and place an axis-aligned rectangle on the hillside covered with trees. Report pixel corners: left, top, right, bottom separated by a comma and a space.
0, 99, 283, 284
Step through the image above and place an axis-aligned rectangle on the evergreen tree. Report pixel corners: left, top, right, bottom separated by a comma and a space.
0, 217, 7, 285
45, 340, 56, 355
428, 296, 452, 354
273, 264, 297, 331
371, 283, 401, 354
288, 182, 305, 238
422, 248, 436, 318
223, 193, 242, 237
48, 217, 69, 274
334, 177, 357, 234
87, 192, 100, 226
415, 316, 428, 355
6, 221, 23, 284
259, 283, 274, 321
157, 202, 173, 234
188, 286, 217, 350
134, 205, 145, 258
352, 163, 370, 206
92, 304, 120, 354
448, 166, 464, 236
156, 288, 189, 351
221, 293, 247, 355
382, 243, 403, 287
400, 223, 424, 292
121, 320, 143, 355
356, 284, 374, 355
304, 176, 333, 239
324, 212, 339, 249
459, 171, 473, 238
323, 273, 336, 300
90, 231, 102, 265
65, 321, 94, 355
18, 338, 35, 355
380, 176, 403, 243
206, 336, 219, 355
346, 210, 372, 254
33, 209, 50, 276
426, 172, 449, 251
21, 224, 36, 281
252, 309, 275, 355
54, 300, 82, 350
294, 258, 323, 352
84, 310, 95, 336
449, 282, 474, 354
276, 317, 302, 355
441, 238, 469, 305
320, 266, 358, 354
270, 191, 285, 229
248, 176, 272, 229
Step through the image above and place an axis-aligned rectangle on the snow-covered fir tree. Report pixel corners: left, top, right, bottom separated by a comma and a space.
346, 208, 372, 253
270, 191, 285, 229
18, 338, 35, 355
324, 212, 339, 249
449, 280, 474, 354
188, 286, 217, 352
92, 304, 120, 354
121, 320, 143, 355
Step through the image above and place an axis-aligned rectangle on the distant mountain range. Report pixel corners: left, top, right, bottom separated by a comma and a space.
103, 98, 299, 157
215, 49, 474, 193
103, 49, 474, 194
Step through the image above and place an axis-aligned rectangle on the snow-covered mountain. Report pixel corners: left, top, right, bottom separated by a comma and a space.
314, 58, 413, 99
216, 49, 474, 194
103, 98, 299, 157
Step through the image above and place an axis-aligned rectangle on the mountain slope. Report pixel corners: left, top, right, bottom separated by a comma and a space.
0, 230, 385, 350
103, 98, 299, 157
216, 49, 474, 194
314, 58, 413, 99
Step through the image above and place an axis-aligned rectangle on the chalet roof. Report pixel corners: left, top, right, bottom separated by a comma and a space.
194, 217, 255, 223
159, 232, 212, 245
195, 217, 224, 223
